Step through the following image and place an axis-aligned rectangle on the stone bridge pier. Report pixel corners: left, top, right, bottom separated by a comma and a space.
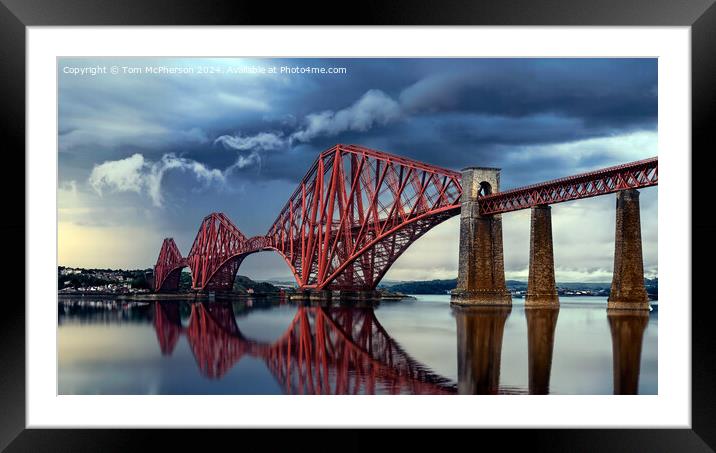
451, 167, 511, 306
526, 205, 559, 307
523, 189, 649, 311
608, 189, 650, 311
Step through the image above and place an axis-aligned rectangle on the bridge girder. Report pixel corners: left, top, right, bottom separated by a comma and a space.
151, 144, 658, 292
479, 157, 658, 215
153, 238, 187, 292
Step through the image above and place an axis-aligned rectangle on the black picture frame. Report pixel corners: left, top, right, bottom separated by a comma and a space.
2, 0, 713, 450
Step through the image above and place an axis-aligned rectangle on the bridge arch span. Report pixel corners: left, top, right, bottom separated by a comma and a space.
186, 213, 275, 291
153, 238, 188, 292
157, 265, 188, 292
265, 144, 463, 291
198, 248, 274, 292
151, 144, 657, 294
166, 145, 463, 292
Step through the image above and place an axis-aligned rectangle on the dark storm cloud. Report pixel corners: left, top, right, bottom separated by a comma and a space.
202, 58, 656, 184
399, 59, 656, 125
58, 57, 657, 255
59, 58, 656, 173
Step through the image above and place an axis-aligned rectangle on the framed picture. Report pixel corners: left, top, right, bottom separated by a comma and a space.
4, 0, 713, 449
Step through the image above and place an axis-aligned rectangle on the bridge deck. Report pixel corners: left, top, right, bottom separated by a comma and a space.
153, 145, 657, 292
479, 157, 657, 215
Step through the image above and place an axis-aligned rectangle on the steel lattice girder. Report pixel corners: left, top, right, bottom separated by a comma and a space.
186, 212, 272, 290
265, 144, 463, 290
153, 238, 187, 292
479, 157, 658, 215
152, 144, 658, 292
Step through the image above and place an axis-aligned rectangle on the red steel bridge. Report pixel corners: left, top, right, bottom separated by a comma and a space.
154, 301, 458, 394
153, 144, 658, 293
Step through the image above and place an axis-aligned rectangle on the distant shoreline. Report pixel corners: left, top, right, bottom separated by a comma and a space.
57, 291, 416, 302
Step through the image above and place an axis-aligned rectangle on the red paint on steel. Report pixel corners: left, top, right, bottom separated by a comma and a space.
265, 144, 463, 290
151, 144, 657, 292
186, 212, 272, 291
479, 157, 658, 215
153, 238, 188, 292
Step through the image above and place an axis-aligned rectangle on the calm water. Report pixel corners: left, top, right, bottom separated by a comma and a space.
58, 295, 657, 395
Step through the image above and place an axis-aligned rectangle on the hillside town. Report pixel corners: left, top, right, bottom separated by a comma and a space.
58, 266, 152, 294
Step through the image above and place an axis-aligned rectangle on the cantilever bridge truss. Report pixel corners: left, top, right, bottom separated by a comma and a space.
153, 238, 187, 292
153, 144, 658, 293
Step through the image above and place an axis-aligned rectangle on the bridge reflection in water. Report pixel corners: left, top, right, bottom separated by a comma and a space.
608, 310, 650, 395
454, 306, 513, 394
151, 301, 650, 395
154, 302, 455, 395
526, 308, 559, 395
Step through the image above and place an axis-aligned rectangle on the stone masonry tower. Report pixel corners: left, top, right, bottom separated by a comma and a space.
608, 189, 649, 310
451, 167, 511, 306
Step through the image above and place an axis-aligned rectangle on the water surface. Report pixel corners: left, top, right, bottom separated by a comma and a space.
58, 295, 657, 395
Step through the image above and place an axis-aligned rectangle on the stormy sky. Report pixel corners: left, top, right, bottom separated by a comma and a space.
58, 58, 658, 282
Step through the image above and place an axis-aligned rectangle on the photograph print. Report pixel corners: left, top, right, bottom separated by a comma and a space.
57, 57, 658, 395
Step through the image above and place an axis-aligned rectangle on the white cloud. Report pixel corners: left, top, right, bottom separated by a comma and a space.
89, 153, 225, 207
211, 89, 403, 155
145, 154, 225, 206
214, 131, 286, 151
89, 153, 146, 195
226, 151, 262, 175
290, 89, 401, 143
